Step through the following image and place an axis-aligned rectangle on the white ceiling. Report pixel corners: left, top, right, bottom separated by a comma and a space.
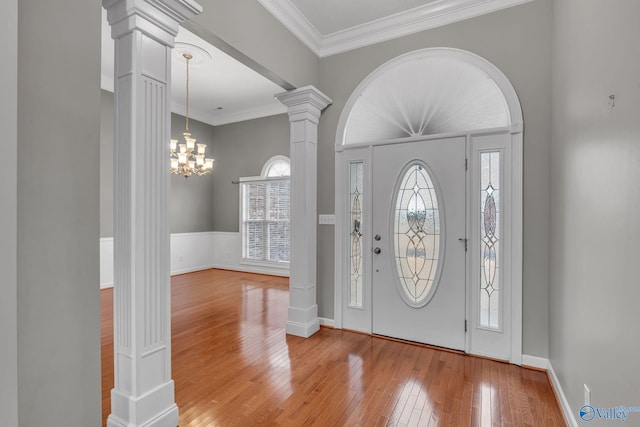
256, 0, 534, 57
289, 0, 439, 35
101, 9, 286, 127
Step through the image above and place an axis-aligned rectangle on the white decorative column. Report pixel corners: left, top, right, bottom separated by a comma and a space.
103, 1, 201, 426
276, 86, 332, 338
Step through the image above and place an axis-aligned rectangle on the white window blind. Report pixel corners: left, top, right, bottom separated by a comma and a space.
241, 178, 290, 264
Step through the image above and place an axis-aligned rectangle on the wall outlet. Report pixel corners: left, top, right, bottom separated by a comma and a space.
319, 214, 336, 225
584, 384, 591, 406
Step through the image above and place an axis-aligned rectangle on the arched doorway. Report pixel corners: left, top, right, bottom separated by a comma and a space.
333, 48, 523, 363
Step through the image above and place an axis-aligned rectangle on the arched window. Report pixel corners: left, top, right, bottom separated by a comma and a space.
262, 155, 291, 177
240, 156, 291, 269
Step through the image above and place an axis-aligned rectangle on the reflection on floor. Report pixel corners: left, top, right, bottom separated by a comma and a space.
101, 268, 565, 426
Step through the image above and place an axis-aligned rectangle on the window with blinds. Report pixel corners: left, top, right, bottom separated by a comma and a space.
241, 156, 291, 265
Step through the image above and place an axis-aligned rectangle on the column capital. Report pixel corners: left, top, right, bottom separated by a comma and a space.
103, 0, 202, 46
276, 86, 332, 123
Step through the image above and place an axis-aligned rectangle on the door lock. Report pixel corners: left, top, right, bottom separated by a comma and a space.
374, 234, 381, 241
373, 247, 381, 254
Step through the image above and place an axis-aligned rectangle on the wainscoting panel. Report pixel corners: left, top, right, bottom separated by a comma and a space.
210, 231, 289, 277
100, 231, 288, 288
170, 232, 216, 276
100, 237, 114, 289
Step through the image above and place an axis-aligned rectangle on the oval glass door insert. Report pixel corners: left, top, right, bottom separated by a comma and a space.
393, 162, 443, 307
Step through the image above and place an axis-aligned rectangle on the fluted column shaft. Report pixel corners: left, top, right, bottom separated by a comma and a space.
103, 1, 201, 426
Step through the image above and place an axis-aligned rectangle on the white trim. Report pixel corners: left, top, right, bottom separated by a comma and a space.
100, 232, 217, 289
101, 232, 291, 289
519, 356, 579, 427
335, 48, 524, 150
100, 237, 115, 289
211, 263, 289, 277
522, 354, 549, 370
548, 361, 580, 427
211, 231, 289, 276
334, 48, 523, 364
257, 0, 534, 58
319, 317, 335, 328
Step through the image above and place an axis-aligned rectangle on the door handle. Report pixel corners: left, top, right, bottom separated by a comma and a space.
373, 247, 381, 254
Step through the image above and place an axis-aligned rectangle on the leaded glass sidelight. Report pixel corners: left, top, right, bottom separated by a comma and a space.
349, 162, 364, 307
393, 163, 441, 306
480, 152, 500, 329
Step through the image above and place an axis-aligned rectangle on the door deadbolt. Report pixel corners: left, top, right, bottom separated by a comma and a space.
373, 247, 381, 254
374, 234, 381, 241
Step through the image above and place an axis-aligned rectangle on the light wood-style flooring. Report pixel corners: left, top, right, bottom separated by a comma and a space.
101, 268, 566, 426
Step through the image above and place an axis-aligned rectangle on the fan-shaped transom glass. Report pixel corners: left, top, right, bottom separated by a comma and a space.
265, 159, 290, 177
343, 54, 510, 145
393, 162, 443, 307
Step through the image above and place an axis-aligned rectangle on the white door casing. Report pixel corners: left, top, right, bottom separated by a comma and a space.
334, 48, 523, 364
372, 138, 466, 350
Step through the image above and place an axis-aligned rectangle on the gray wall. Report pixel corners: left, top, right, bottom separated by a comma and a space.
17, 0, 102, 425
100, 90, 216, 236
316, 0, 553, 357
550, 0, 640, 420
211, 114, 290, 231
170, 112, 216, 233
193, 0, 318, 89
0, 0, 18, 425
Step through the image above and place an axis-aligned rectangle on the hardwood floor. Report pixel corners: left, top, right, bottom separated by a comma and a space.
101, 268, 566, 426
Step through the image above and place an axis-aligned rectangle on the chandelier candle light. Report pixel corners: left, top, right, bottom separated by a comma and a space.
170, 52, 214, 178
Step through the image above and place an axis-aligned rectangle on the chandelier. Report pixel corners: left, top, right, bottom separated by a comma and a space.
170, 52, 214, 178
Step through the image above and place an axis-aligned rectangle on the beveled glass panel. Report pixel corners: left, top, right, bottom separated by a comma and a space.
393, 163, 441, 306
349, 162, 364, 307
480, 151, 500, 329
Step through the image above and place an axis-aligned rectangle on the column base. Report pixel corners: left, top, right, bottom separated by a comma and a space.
108, 380, 178, 427
286, 304, 320, 338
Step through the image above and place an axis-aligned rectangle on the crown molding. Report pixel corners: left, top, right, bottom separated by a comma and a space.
172, 101, 287, 126
257, 0, 535, 58
210, 103, 288, 126
255, 0, 323, 54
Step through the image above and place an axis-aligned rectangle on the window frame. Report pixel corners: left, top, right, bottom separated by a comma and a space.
239, 157, 291, 272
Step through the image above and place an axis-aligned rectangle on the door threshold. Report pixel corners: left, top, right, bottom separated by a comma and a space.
371, 333, 466, 355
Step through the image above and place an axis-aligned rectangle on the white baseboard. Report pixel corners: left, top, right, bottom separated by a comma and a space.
521, 354, 577, 427
100, 231, 290, 289
210, 231, 289, 277
319, 317, 335, 328
522, 354, 549, 370
211, 263, 288, 277
547, 360, 579, 427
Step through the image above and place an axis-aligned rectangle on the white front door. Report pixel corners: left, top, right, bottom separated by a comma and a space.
372, 137, 467, 350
